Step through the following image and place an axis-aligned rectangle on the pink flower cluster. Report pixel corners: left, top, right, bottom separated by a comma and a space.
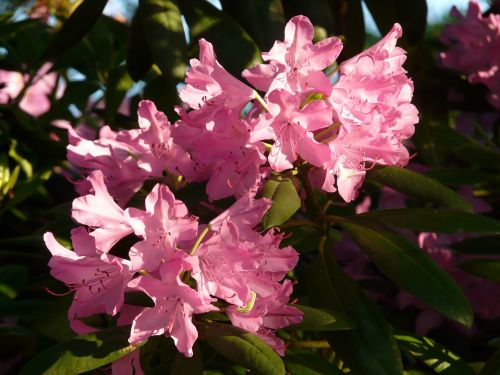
44, 170, 301, 362
439, 1, 500, 110
44, 15, 420, 371
63, 15, 417, 204
0, 63, 62, 117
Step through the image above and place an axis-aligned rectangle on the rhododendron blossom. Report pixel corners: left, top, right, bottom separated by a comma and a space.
439, 1, 500, 109
61, 15, 417, 204
0, 63, 63, 116
46, 181, 301, 358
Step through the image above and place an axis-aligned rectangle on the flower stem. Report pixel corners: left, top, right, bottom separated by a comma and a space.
289, 339, 330, 349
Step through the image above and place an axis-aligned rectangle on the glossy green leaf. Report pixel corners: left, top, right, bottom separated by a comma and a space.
20, 327, 144, 375
201, 323, 285, 375
9, 139, 32, 178
396, 332, 475, 375
348, 208, 500, 234
3, 164, 20, 195
309, 249, 403, 375
367, 166, 472, 212
479, 348, 500, 375
285, 351, 343, 375
104, 65, 133, 124
140, 0, 186, 80
262, 178, 301, 229
450, 235, 500, 255
143, 74, 180, 119
290, 304, 355, 331
342, 221, 473, 327
458, 259, 500, 282
170, 344, 202, 375
0, 154, 9, 192
220, 0, 285, 51
0, 18, 39, 40
430, 127, 500, 169
43, 0, 109, 59
424, 169, 500, 186
0, 169, 52, 214
180, 0, 261, 75
126, 10, 153, 81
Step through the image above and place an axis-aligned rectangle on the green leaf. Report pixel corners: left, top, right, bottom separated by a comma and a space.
104, 65, 133, 124
367, 166, 472, 212
143, 74, 179, 119
342, 221, 473, 327
201, 323, 285, 375
285, 351, 344, 375
290, 305, 355, 331
0, 154, 10, 192
20, 327, 144, 375
140, 0, 186, 80
170, 344, 202, 375
0, 169, 52, 214
219, 0, 285, 51
450, 235, 500, 255
396, 332, 475, 375
180, 0, 261, 76
126, 10, 153, 81
457, 259, 500, 282
0, 18, 39, 40
479, 348, 500, 375
430, 127, 500, 169
43, 0, 109, 59
424, 169, 500, 186
262, 178, 301, 229
348, 208, 500, 234
3, 164, 20, 195
9, 139, 32, 178
309, 249, 403, 375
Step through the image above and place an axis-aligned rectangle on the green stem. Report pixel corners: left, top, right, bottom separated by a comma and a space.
278, 219, 320, 230
289, 339, 330, 349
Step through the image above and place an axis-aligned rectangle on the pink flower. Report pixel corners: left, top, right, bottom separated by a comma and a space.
72, 170, 134, 252
44, 227, 133, 320
227, 280, 303, 355
65, 124, 150, 206
136, 100, 194, 179
208, 193, 271, 240
127, 184, 198, 272
312, 23, 418, 202
128, 256, 216, 357
65, 101, 193, 205
243, 15, 342, 94
250, 89, 333, 171
0, 63, 63, 116
439, 1, 500, 109
180, 38, 255, 111
173, 106, 266, 200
